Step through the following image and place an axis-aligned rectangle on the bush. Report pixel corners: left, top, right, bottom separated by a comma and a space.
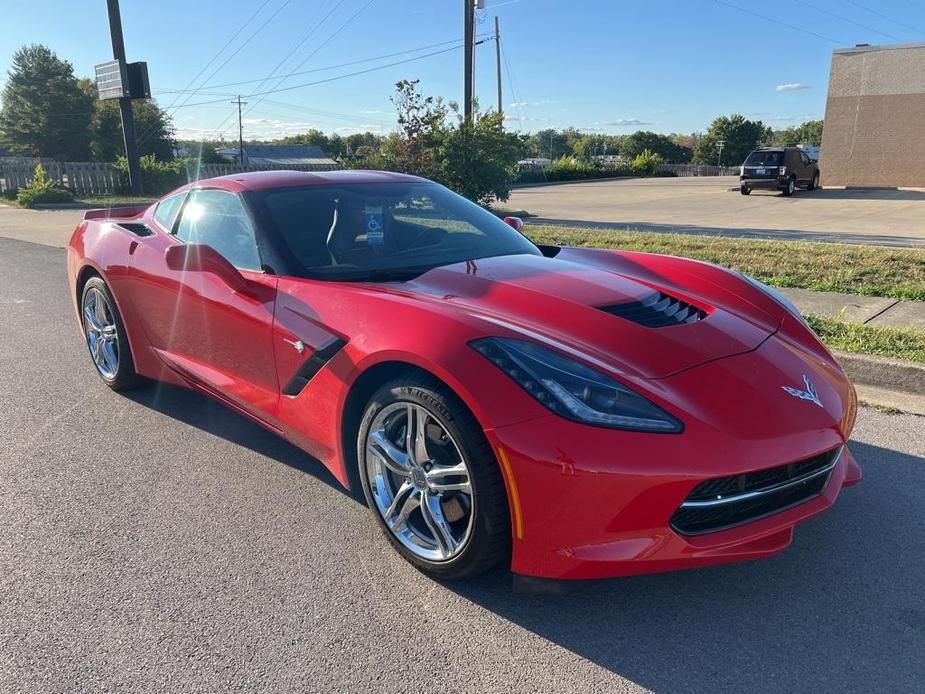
518, 156, 631, 183
15, 163, 75, 207
629, 149, 664, 176
117, 154, 187, 196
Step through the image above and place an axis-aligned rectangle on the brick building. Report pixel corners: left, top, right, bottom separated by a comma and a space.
819, 43, 925, 188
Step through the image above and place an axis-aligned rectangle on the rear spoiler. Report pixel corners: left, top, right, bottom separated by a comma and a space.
83, 204, 150, 221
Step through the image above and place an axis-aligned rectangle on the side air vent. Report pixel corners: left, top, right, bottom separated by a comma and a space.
116, 222, 154, 237
599, 291, 706, 328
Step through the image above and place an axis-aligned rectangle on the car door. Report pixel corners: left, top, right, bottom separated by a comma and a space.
127, 188, 281, 421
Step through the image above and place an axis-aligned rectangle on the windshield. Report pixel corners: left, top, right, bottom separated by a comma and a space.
744, 151, 783, 166
250, 181, 541, 280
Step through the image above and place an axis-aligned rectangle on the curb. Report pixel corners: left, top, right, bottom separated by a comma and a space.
835, 350, 925, 415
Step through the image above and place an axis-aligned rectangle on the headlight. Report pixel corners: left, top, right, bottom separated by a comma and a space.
742, 274, 806, 325
471, 337, 683, 433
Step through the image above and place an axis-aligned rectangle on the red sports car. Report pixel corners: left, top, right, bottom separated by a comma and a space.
67, 170, 862, 581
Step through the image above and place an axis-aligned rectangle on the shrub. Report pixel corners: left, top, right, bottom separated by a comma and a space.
117, 154, 187, 196
629, 149, 664, 176
518, 156, 631, 183
16, 163, 75, 207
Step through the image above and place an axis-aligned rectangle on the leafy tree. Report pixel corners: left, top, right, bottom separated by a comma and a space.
527, 128, 571, 159
388, 79, 448, 181
621, 131, 688, 163
773, 119, 824, 146
84, 83, 176, 162
572, 134, 612, 160
693, 114, 770, 166
439, 108, 524, 204
629, 149, 664, 175
0, 45, 94, 159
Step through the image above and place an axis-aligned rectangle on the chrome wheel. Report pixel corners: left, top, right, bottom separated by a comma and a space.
82, 286, 120, 380
364, 402, 474, 562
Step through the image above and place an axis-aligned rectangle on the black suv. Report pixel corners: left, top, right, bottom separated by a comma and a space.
740, 147, 819, 196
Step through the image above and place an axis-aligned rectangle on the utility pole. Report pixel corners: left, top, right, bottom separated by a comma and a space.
494, 16, 502, 116
716, 139, 725, 168
105, 0, 142, 194
463, 0, 475, 122
233, 95, 247, 165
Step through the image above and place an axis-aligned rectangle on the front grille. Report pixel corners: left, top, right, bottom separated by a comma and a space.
599, 291, 706, 328
670, 447, 842, 535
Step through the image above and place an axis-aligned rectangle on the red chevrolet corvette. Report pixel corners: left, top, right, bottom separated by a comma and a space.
67, 170, 862, 580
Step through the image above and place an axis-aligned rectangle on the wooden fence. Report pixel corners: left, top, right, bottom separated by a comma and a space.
0, 159, 126, 196
0, 158, 342, 197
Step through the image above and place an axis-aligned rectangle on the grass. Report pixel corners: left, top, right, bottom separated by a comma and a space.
524, 224, 925, 301
805, 316, 925, 363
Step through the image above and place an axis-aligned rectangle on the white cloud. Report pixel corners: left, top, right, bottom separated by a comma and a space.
508, 99, 551, 108
594, 118, 653, 127
775, 83, 810, 92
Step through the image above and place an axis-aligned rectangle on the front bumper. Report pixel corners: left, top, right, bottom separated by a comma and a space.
741, 177, 787, 190
486, 334, 861, 580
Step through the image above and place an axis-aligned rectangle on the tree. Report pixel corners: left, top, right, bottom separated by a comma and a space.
526, 128, 571, 159
84, 81, 176, 162
693, 114, 770, 166
773, 119, 824, 146
621, 131, 689, 163
0, 45, 93, 159
439, 108, 524, 204
389, 79, 448, 181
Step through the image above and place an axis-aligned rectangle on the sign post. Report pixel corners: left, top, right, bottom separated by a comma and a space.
99, 0, 143, 195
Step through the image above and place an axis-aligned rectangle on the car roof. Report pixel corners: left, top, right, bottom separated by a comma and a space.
175, 169, 427, 195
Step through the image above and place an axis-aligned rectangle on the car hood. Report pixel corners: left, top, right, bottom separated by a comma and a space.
388, 252, 777, 380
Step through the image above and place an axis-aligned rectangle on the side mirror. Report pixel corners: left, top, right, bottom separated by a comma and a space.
165, 243, 248, 292
503, 216, 525, 234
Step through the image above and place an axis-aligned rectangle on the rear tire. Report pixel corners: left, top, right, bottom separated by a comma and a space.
782, 176, 796, 197
80, 277, 143, 391
357, 374, 510, 580
740, 185, 751, 195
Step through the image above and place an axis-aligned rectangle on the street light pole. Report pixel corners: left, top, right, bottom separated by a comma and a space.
494, 16, 502, 116
716, 139, 726, 168
105, 0, 142, 194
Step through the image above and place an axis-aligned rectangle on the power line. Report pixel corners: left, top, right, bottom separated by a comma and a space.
205, 39, 475, 140
795, 0, 902, 40
243, 0, 380, 120
154, 0, 274, 117
712, 0, 847, 44
152, 37, 481, 94
847, 1, 924, 34
139, 0, 293, 145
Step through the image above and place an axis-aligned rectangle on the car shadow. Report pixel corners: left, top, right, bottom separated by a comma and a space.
528, 217, 925, 248
446, 440, 925, 693
122, 381, 361, 504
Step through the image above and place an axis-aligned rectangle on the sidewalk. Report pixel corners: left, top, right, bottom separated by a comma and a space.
779, 287, 925, 331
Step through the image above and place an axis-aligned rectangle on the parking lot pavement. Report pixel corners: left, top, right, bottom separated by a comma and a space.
2, 235, 924, 693
508, 177, 925, 247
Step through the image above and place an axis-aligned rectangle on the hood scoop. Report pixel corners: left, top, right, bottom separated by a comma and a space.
599, 291, 706, 328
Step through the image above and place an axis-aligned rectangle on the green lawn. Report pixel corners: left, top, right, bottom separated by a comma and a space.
524, 224, 925, 301
805, 316, 925, 363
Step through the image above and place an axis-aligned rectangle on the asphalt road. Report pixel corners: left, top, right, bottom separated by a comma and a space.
2, 236, 924, 693
508, 177, 925, 247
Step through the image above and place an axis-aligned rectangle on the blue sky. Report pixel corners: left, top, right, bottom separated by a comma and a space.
3, 0, 925, 140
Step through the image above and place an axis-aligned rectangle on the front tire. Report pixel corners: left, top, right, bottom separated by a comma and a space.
740, 185, 751, 195
80, 277, 143, 391
357, 374, 510, 580
808, 172, 819, 190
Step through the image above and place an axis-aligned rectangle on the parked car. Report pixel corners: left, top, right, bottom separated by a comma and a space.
740, 146, 820, 196
67, 170, 860, 582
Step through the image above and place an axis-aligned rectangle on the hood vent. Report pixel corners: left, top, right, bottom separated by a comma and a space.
599, 291, 706, 328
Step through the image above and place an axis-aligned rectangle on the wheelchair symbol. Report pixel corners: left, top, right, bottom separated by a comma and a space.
367, 217, 382, 233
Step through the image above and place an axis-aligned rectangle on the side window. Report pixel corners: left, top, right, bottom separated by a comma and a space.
801, 151, 810, 165
153, 192, 185, 232
175, 189, 262, 271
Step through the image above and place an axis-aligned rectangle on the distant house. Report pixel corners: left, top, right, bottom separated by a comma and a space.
215, 144, 338, 170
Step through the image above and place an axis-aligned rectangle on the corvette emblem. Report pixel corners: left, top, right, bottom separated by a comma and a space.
782, 374, 823, 408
